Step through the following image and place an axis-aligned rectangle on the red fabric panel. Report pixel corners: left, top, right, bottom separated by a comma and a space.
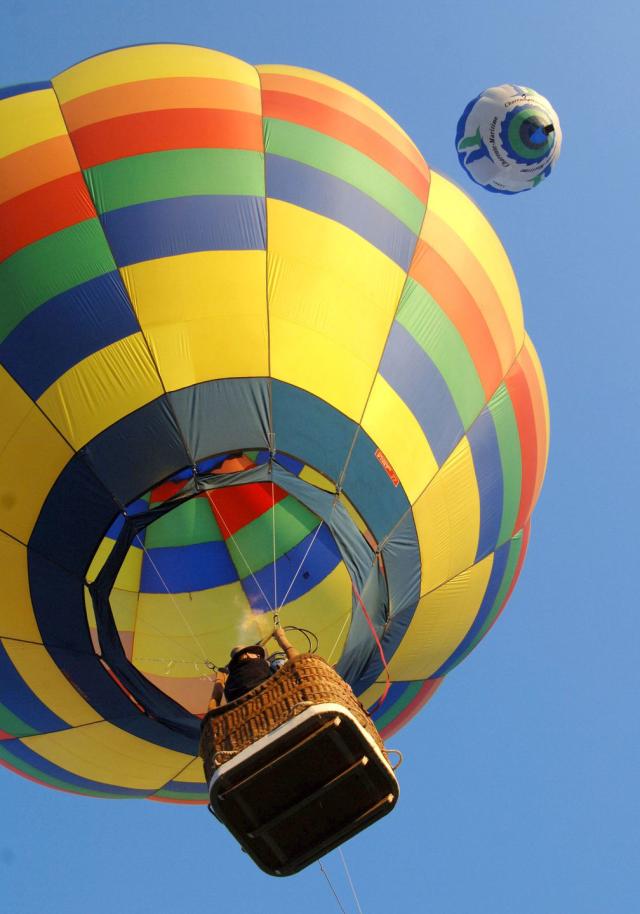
69, 109, 264, 168
205, 483, 288, 538
0, 171, 95, 261
505, 358, 539, 531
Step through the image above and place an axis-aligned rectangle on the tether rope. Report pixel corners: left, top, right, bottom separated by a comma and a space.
351, 580, 392, 713
319, 861, 348, 914
339, 847, 364, 914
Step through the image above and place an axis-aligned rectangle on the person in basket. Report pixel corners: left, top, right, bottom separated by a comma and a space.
208, 626, 298, 709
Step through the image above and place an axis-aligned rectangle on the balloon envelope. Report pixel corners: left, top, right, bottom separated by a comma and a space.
0, 46, 549, 802
456, 84, 562, 193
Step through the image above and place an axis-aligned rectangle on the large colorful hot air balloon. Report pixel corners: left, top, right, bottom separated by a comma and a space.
456, 84, 562, 193
0, 45, 549, 803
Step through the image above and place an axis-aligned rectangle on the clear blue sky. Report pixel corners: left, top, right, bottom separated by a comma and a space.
2, 2, 638, 912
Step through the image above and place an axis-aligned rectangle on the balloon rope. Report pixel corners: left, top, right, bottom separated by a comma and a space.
351, 581, 391, 713
204, 490, 274, 612
271, 469, 278, 621
326, 612, 351, 665
318, 861, 348, 914
132, 533, 209, 661
276, 520, 325, 611
339, 847, 365, 914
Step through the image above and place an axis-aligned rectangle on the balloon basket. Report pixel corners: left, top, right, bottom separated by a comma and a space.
199, 656, 399, 875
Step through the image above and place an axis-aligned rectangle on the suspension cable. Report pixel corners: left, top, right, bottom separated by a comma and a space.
276, 519, 325, 611
271, 463, 278, 612
132, 532, 210, 662
204, 490, 274, 612
318, 861, 348, 914
339, 847, 364, 914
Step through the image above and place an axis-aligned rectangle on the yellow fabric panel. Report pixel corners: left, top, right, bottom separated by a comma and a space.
412, 437, 480, 595
121, 251, 268, 389
0, 89, 67, 158
53, 44, 259, 104
109, 588, 139, 633
268, 200, 406, 421
22, 721, 194, 790
276, 563, 352, 663
426, 172, 523, 347
355, 680, 386, 709
299, 465, 335, 492
2, 639, 100, 727
37, 333, 164, 450
86, 539, 143, 592
361, 374, 438, 504
387, 554, 493, 680
172, 757, 205, 784
257, 64, 410, 137
0, 533, 40, 642
132, 581, 255, 677
0, 366, 73, 543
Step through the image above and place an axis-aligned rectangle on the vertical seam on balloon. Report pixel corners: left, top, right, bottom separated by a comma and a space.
146, 755, 202, 801
47, 81, 197, 473
254, 65, 274, 449
379, 337, 527, 554
335, 171, 432, 499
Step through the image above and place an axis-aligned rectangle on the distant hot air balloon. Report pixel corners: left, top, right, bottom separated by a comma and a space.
0, 46, 548, 811
456, 84, 562, 193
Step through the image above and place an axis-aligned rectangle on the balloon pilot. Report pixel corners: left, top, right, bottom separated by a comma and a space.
208, 626, 299, 709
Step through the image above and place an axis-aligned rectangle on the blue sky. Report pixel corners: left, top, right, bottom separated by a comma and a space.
1, 2, 638, 912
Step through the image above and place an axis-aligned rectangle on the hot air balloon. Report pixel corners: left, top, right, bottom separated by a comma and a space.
456, 84, 562, 193
0, 45, 548, 839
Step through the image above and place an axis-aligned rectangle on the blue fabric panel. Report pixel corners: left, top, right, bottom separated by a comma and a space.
369, 680, 412, 722
266, 155, 417, 271
334, 563, 387, 687
379, 321, 464, 466
274, 453, 304, 475
241, 522, 341, 612
0, 272, 140, 400
431, 540, 511, 678
169, 378, 270, 461
340, 429, 410, 541
0, 81, 51, 101
139, 541, 238, 593
106, 498, 149, 539
0, 641, 68, 734
468, 407, 504, 562
28, 454, 119, 576
271, 380, 356, 483
82, 396, 192, 506
100, 196, 266, 266
1, 739, 152, 797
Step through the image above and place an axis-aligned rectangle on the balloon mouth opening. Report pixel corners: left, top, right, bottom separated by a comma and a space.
86, 449, 385, 720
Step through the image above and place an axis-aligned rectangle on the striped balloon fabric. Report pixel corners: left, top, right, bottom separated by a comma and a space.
0, 45, 549, 803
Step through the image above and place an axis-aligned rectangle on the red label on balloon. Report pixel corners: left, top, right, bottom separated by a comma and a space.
375, 449, 399, 486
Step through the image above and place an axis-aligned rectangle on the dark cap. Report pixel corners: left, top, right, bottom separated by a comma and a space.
229, 644, 266, 663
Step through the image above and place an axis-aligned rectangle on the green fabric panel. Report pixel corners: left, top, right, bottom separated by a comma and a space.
473, 532, 523, 644
154, 787, 206, 801
144, 497, 223, 548
371, 679, 423, 731
226, 496, 319, 577
265, 118, 425, 234
488, 384, 523, 545
0, 219, 116, 342
0, 704, 38, 738
396, 278, 486, 427
0, 743, 139, 799
84, 149, 266, 214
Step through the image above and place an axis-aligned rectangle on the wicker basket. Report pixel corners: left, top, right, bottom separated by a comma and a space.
199, 654, 384, 783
